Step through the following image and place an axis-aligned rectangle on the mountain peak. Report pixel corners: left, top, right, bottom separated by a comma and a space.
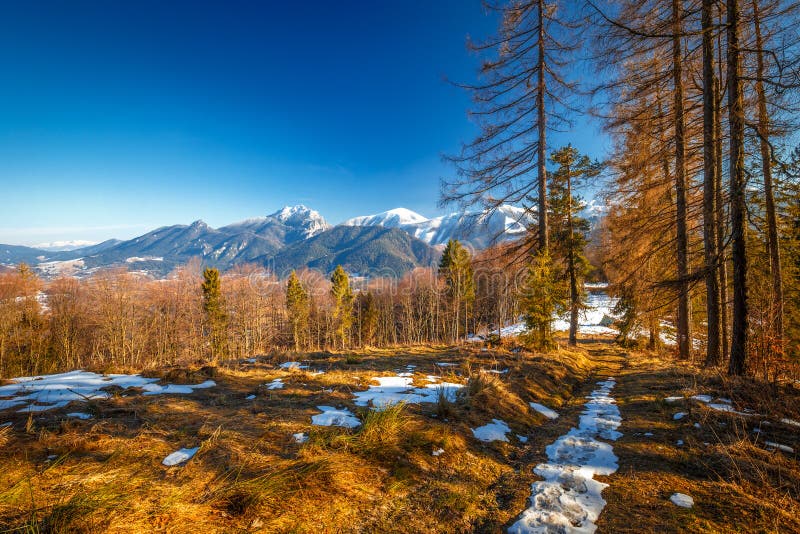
343, 207, 428, 228
189, 219, 208, 230
270, 204, 316, 220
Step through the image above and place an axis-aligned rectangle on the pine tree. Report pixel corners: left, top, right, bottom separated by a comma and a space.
549, 145, 599, 345
286, 270, 310, 352
438, 240, 475, 341
201, 267, 227, 359
330, 265, 353, 349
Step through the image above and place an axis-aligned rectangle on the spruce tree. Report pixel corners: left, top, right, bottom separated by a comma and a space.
286, 270, 310, 352
549, 145, 599, 345
201, 267, 227, 359
330, 265, 353, 349
520, 250, 565, 350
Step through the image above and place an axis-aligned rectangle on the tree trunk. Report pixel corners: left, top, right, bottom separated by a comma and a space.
714, 74, 730, 363
753, 0, 784, 351
727, 0, 749, 375
567, 161, 579, 346
537, 0, 549, 253
702, 0, 722, 366
673, 0, 692, 360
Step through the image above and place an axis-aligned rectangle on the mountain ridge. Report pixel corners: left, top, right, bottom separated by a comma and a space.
0, 202, 597, 278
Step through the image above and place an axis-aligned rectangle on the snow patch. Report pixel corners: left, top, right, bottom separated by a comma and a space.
162, 447, 199, 466
311, 406, 360, 428
530, 402, 559, 420
471, 419, 511, 442
353, 375, 463, 408
0, 370, 216, 412
765, 441, 794, 453
279, 361, 308, 370
267, 378, 284, 390
509, 378, 622, 533
670, 493, 694, 508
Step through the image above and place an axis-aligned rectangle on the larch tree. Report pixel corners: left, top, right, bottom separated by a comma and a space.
727, 0, 749, 375
444, 0, 582, 255
589, 0, 700, 360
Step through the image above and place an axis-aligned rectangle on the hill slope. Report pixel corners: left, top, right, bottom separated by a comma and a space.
266, 226, 438, 276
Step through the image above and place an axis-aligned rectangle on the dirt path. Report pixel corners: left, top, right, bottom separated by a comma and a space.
592, 347, 800, 533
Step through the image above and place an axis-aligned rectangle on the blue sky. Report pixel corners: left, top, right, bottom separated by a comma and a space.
0, 0, 608, 246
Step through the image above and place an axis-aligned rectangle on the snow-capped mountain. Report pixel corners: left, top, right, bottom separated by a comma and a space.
343, 208, 429, 229
221, 205, 330, 241
343, 204, 534, 249
33, 240, 98, 252
0, 201, 602, 278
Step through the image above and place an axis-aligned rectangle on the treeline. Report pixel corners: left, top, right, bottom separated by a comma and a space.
445, 0, 800, 377
0, 248, 529, 377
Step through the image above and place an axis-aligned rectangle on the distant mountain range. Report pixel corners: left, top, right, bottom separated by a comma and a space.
343, 205, 533, 249
0, 203, 602, 278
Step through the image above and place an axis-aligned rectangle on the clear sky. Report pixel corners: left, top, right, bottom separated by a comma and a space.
0, 0, 608, 246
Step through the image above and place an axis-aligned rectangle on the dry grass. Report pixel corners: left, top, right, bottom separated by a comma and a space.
1, 341, 796, 532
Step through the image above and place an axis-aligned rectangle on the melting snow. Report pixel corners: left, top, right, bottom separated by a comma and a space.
279, 361, 308, 370
311, 406, 360, 428
674, 412, 687, 420
142, 380, 215, 395
530, 402, 559, 420
162, 447, 199, 466
353, 375, 463, 408
690, 395, 756, 416
293, 432, 308, 444
781, 418, 800, 428
267, 379, 284, 390
509, 378, 622, 534
432, 448, 445, 456
472, 419, 511, 442
664, 396, 683, 403
765, 441, 794, 453
517, 434, 529, 443
0, 370, 216, 412
66, 412, 92, 420
245, 394, 256, 400
670, 493, 694, 508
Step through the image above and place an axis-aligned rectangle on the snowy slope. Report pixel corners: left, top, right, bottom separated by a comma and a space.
221, 204, 330, 240
343, 204, 534, 249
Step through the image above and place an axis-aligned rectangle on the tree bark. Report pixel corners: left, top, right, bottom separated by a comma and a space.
714, 74, 730, 363
702, 0, 722, 366
727, 0, 749, 375
537, 0, 549, 253
673, 0, 692, 360
566, 160, 579, 346
752, 0, 784, 352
